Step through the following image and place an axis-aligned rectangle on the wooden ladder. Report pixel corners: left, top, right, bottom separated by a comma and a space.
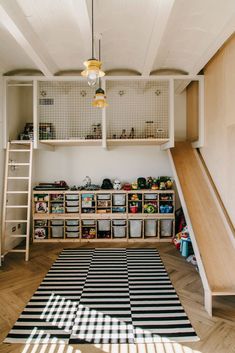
1, 141, 33, 262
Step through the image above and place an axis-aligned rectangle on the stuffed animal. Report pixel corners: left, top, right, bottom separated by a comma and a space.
113, 179, 122, 190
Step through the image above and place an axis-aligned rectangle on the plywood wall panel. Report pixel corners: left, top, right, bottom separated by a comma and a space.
186, 81, 198, 142
201, 34, 235, 227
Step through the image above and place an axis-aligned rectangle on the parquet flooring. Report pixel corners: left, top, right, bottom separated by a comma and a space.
1, 242, 235, 353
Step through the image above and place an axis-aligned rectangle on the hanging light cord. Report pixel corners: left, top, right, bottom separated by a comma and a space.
91, 0, 94, 58
98, 37, 101, 87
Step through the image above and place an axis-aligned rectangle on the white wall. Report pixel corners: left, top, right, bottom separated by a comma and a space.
33, 145, 172, 187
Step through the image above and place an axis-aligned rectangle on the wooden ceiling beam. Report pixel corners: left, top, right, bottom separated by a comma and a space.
141, 0, 175, 76
0, 1, 58, 76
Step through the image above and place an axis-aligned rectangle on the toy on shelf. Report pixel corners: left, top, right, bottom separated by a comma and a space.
82, 176, 91, 188
120, 129, 127, 139
130, 194, 140, 201
129, 127, 135, 139
146, 176, 153, 189
113, 179, 122, 190
130, 203, 138, 213
101, 178, 113, 189
137, 177, 146, 189
151, 179, 159, 190
144, 203, 157, 214
131, 181, 138, 190
123, 183, 132, 191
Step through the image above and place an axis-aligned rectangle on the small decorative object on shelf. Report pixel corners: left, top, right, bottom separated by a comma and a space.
137, 177, 146, 189
82, 176, 91, 188
113, 179, 122, 190
101, 178, 113, 189
145, 121, 155, 138
129, 127, 135, 139
120, 129, 127, 139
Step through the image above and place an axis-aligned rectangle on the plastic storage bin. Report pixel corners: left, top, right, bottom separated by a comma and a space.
51, 226, 64, 238
112, 194, 126, 206
66, 220, 79, 226
160, 219, 173, 237
129, 219, 142, 238
66, 206, 79, 213
66, 232, 79, 238
66, 226, 79, 232
144, 219, 158, 237
51, 220, 64, 226
112, 219, 126, 238
66, 194, 79, 200
66, 201, 79, 207
97, 220, 111, 238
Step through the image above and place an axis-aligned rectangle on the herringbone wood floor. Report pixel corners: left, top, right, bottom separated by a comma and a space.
1, 242, 235, 353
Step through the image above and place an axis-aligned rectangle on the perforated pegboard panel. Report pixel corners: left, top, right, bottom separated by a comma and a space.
106, 80, 169, 139
38, 81, 102, 140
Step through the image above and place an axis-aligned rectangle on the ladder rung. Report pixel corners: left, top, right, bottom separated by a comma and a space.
6, 205, 28, 208
8, 163, 30, 166
8, 249, 26, 253
5, 220, 28, 223
9, 234, 27, 238
7, 191, 29, 194
7, 177, 29, 180
9, 149, 31, 152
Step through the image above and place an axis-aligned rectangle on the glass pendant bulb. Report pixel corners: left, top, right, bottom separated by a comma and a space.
87, 69, 99, 87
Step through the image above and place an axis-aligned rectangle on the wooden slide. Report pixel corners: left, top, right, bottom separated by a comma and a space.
169, 142, 235, 316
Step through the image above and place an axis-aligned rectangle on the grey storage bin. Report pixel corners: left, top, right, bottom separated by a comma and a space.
160, 219, 173, 237
51, 220, 64, 226
144, 193, 157, 200
51, 226, 64, 238
98, 220, 111, 231
129, 219, 142, 238
66, 206, 79, 213
66, 226, 79, 232
66, 220, 79, 226
113, 219, 126, 226
66, 232, 79, 238
66, 201, 79, 207
112, 220, 127, 238
97, 194, 111, 200
82, 220, 96, 226
144, 219, 158, 237
66, 194, 79, 200
113, 194, 126, 206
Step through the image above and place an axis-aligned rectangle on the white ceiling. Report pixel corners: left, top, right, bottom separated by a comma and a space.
0, 0, 235, 76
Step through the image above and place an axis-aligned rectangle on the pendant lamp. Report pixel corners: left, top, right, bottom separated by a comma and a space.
92, 38, 108, 108
81, 0, 105, 86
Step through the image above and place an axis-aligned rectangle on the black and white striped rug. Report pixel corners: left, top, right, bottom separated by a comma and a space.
5, 248, 199, 344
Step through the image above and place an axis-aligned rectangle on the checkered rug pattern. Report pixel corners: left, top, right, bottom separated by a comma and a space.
5, 248, 199, 344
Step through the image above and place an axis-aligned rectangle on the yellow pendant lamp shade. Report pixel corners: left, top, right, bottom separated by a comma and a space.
81, 59, 105, 87
92, 87, 108, 108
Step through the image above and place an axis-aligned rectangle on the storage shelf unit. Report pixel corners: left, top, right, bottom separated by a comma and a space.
32, 190, 175, 242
